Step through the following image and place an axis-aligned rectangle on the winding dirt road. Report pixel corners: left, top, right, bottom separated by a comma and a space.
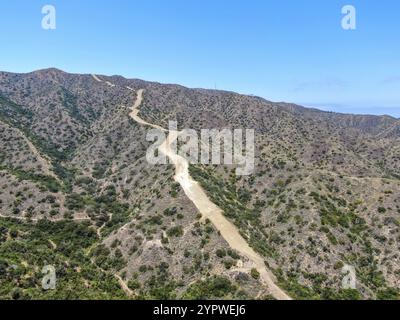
129, 89, 291, 300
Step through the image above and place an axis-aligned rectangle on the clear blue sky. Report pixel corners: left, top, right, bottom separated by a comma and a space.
0, 0, 399, 117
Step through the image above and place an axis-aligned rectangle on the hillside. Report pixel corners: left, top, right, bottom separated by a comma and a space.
0, 68, 399, 300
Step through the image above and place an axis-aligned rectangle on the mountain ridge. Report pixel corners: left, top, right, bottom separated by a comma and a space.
2, 68, 398, 121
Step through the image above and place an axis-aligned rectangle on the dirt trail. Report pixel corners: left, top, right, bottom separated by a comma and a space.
129, 89, 167, 132
0, 213, 91, 222
91, 74, 103, 83
91, 74, 116, 87
88, 254, 133, 298
129, 90, 291, 300
97, 213, 113, 238
115, 274, 134, 297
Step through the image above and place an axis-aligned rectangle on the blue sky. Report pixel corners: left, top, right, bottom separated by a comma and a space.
0, 0, 399, 117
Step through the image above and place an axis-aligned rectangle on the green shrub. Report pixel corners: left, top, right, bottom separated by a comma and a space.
167, 226, 183, 237
377, 207, 387, 214
251, 268, 260, 280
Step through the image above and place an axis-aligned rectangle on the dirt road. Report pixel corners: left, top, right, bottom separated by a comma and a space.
129, 90, 291, 300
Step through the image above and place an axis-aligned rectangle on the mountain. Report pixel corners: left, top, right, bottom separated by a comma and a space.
0, 68, 399, 300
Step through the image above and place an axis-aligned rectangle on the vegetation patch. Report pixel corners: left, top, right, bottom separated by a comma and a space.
0, 218, 125, 300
